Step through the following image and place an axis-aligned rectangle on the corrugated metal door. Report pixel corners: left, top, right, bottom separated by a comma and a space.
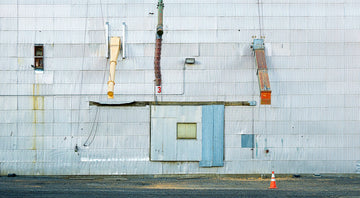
200, 105, 224, 167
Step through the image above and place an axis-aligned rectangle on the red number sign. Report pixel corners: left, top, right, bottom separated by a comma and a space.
156, 86, 162, 94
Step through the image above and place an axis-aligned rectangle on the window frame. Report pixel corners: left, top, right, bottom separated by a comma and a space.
176, 122, 197, 140
34, 44, 44, 70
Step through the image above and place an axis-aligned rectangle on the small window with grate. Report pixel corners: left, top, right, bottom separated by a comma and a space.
33, 44, 44, 70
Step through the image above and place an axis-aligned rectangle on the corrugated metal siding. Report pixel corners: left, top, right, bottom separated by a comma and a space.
150, 106, 202, 162
0, 1, 359, 175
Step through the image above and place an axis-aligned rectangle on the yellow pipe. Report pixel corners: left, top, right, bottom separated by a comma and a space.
107, 37, 121, 99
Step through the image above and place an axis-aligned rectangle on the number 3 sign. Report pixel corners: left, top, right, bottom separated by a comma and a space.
156, 86, 162, 94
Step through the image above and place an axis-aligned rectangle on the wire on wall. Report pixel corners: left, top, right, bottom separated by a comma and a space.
82, 0, 110, 147
77, 0, 89, 146
257, 0, 264, 38
83, 106, 101, 147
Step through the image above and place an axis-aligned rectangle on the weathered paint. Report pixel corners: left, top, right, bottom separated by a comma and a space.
200, 106, 213, 167
154, 38, 162, 86
212, 105, 224, 167
154, 0, 164, 87
253, 39, 271, 105
255, 50, 267, 69
0, 1, 359, 175
32, 84, 38, 151
32, 84, 44, 164
264, 138, 268, 153
252, 39, 265, 50
255, 142, 259, 158
200, 105, 224, 167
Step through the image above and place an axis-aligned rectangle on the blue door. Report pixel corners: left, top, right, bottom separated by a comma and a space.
200, 105, 224, 167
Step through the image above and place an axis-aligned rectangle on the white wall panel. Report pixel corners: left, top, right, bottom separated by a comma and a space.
0, 1, 359, 175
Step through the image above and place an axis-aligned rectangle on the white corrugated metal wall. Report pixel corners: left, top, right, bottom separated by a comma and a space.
0, 0, 359, 175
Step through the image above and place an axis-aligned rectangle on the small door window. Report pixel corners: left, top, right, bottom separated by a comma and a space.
177, 123, 197, 139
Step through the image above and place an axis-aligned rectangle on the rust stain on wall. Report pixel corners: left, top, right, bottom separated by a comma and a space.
32, 84, 44, 164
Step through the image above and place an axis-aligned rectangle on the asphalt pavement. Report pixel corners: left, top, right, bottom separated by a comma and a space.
0, 174, 359, 197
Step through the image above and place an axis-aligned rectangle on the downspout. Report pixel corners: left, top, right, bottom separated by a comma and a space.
154, 0, 164, 93
105, 22, 109, 59
107, 37, 121, 99
122, 22, 126, 59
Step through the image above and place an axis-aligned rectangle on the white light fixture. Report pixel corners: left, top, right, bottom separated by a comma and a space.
185, 58, 195, 64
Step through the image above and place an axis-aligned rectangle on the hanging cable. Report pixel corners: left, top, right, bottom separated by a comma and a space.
257, 0, 263, 37
83, 106, 100, 146
83, 0, 109, 147
77, 0, 89, 144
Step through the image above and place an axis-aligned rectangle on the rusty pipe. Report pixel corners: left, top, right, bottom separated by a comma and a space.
107, 37, 121, 99
154, 0, 164, 87
154, 38, 162, 86
156, 0, 164, 36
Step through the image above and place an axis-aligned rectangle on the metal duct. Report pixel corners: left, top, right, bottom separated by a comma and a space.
154, 38, 162, 86
107, 37, 121, 99
154, 0, 164, 89
252, 39, 271, 105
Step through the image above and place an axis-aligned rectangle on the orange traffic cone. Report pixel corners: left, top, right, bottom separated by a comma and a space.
269, 171, 278, 189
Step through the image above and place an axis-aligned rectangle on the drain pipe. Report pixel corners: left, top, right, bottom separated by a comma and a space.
107, 37, 121, 99
154, 0, 164, 93
122, 22, 126, 59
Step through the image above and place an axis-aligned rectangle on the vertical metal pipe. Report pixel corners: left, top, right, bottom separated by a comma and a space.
154, 0, 164, 87
154, 38, 162, 86
105, 22, 109, 59
122, 22, 126, 59
156, 0, 164, 36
